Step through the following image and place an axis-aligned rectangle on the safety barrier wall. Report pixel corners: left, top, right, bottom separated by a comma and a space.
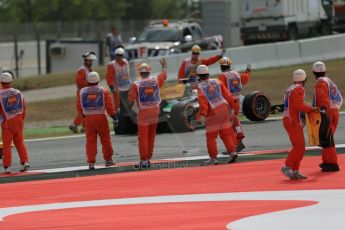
299, 34, 345, 63
4, 33, 344, 78
129, 33, 345, 82
48, 41, 102, 74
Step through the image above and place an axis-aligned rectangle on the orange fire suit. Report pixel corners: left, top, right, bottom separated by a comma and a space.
314, 78, 341, 164
127, 72, 167, 161
197, 79, 236, 158
73, 66, 92, 127
283, 83, 313, 170
218, 70, 251, 141
77, 85, 115, 163
0, 85, 29, 168
106, 59, 131, 113
178, 55, 221, 82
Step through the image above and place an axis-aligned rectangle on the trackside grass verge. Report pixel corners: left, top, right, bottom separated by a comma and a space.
13, 66, 106, 91
239, 59, 345, 104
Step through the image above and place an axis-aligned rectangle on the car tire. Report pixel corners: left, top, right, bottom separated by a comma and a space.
242, 91, 271, 121
168, 101, 197, 133
114, 113, 137, 135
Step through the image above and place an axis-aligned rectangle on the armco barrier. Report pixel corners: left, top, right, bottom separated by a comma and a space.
128, 33, 345, 82
275, 41, 301, 66
321, 34, 345, 60
298, 34, 345, 63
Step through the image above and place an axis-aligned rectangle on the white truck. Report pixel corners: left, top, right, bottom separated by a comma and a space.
125, 19, 223, 60
240, 0, 334, 44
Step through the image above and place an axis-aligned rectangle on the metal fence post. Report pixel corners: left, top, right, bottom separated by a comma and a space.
37, 32, 41, 75
14, 34, 19, 78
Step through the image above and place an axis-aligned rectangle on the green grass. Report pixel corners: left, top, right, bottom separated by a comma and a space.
26, 97, 76, 124
0, 125, 74, 140
241, 59, 345, 104
24, 126, 73, 139
13, 66, 106, 91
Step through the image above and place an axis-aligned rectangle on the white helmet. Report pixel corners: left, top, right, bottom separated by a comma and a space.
0, 72, 13, 83
87, 71, 100, 84
82, 52, 97, 60
114, 47, 125, 55
293, 69, 307, 82
191, 45, 201, 53
197, 65, 209, 75
312, 61, 326, 73
138, 63, 151, 73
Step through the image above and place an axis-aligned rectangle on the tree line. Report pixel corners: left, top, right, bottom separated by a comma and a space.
0, 0, 200, 23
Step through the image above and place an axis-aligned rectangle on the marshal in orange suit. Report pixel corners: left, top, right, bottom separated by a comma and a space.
128, 59, 167, 169
196, 65, 237, 166
312, 61, 343, 172
217, 57, 251, 152
281, 69, 319, 180
69, 52, 97, 134
178, 45, 223, 84
0, 72, 30, 173
106, 47, 131, 113
77, 71, 118, 170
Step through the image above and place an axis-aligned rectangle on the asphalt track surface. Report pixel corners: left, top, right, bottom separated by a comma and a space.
4, 114, 345, 171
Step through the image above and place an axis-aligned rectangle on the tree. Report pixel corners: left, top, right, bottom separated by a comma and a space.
0, 0, 200, 22
0, 0, 128, 22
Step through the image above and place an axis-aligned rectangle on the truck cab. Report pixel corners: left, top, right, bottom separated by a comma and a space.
241, 0, 333, 44
334, 0, 345, 31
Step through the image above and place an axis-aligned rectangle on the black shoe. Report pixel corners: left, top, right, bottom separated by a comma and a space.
226, 152, 238, 164
105, 160, 115, 167
236, 141, 246, 153
68, 125, 78, 134
320, 163, 340, 172
134, 160, 151, 169
88, 163, 95, 170
20, 162, 30, 172
4, 166, 11, 173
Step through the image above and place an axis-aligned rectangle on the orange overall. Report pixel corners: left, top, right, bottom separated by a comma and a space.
218, 70, 251, 142
197, 79, 236, 158
0, 85, 29, 168
73, 66, 91, 127
128, 72, 167, 161
106, 59, 131, 112
178, 55, 221, 82
77, 85, 115, 163
314, 77, 341, 165
283, 83, 313, 170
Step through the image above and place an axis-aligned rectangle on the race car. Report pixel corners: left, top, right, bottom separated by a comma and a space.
114, 82, 278, 135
